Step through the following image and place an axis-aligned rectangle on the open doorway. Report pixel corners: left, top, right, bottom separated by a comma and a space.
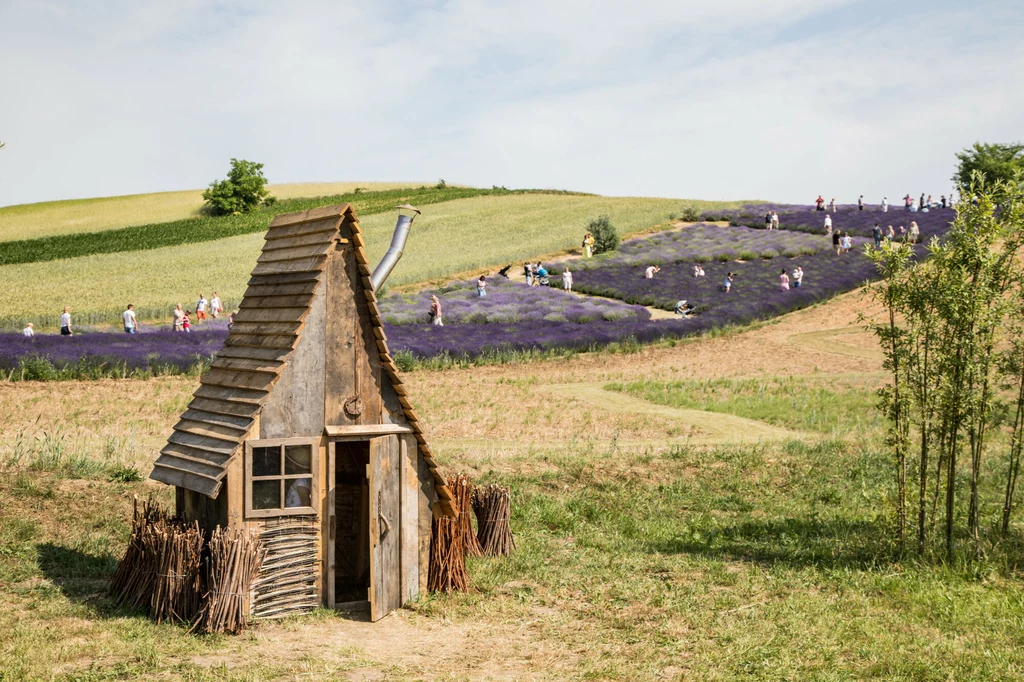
332, 440, 370, 604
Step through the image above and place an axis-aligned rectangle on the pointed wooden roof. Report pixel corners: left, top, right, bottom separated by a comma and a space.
149, 204, 456, 517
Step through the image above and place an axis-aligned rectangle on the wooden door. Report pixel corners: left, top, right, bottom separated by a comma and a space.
368, 435, 402, 621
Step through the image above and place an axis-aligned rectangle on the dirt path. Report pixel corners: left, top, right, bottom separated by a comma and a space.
547, 383, 802, 443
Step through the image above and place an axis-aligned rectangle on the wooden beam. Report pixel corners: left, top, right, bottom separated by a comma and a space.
324, 424, 414, 438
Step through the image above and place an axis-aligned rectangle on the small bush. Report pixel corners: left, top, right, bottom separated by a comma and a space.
435, 178, 448, 189
759, 249, 779, 259
679, 204, 702, 222
589, 215, 619, 254
108, 464, 143, 483
203, 158, 274, 216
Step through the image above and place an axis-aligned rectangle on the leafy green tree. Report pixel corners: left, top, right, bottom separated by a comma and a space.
954, 143, 1024, 192
589, 215, 619, 254
203, 159, 275, 215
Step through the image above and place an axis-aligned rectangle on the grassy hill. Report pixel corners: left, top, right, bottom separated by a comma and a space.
0, 188, 745, 329
0, 181, 420, 242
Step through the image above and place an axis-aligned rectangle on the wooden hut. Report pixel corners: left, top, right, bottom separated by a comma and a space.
149, 203, 456, 621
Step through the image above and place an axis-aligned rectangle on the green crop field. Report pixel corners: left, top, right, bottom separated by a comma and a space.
0, 181, 421, 242
0, 193, 744, 329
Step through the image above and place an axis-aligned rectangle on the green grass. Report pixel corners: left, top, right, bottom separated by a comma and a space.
0, 181, 421, 242
0, 185, 532, 266
606, 374, 886, 434
0, 194, 746, 330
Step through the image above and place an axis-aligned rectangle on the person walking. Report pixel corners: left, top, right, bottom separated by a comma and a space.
904, 194, 913, 212
173, 304, 185, 332
523, 262, 533, 286
858, 195, 864, 211
873, 223, 882, 248
182, 310, 192, 332
909, 221, 920, 244
22, 322, 34, 337
829, 197, 837, 213
122, 304, 138, 334
210, 292, 222, 319
815, 195, 825, 211
429, 295, 443, 326
196, 293, 208, 323
477, 275, 487, 297
765, 211, 773, 230
824, 213, 833, 234
60, 306, 73, 336
771, 211, 779, 230
886, 225, 895, 242
779, 268, 790, 291
792, 266, 804, 288
832, 229, 842, 255
882, 196, 888, 212
919, 193, 925, 210
562, 267, 574, 292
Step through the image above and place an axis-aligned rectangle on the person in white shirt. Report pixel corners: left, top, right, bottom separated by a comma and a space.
173, 304, 185, 332
122, 304, 138, 334
882, 197, 889, 212
196, 293, 208, 322
22, 323, 34, 337
771, 211, 779, 230
60, 307, 73, 336
823, 214, 833, 234
644, 265, 660, 279
792, 266, 804, 288
210, 292, 222, 319
562, 267, 573, 291
693, 264, 705, 278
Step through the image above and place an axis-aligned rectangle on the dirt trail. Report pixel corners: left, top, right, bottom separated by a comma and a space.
547, 383, 802, 443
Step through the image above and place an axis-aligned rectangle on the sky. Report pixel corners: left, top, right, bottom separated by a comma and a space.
1, 0, 1022, 207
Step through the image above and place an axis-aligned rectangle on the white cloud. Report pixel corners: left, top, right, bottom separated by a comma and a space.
0, 0, 1021, 206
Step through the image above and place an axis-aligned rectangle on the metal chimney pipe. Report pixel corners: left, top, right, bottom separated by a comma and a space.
371, 205, 420, 293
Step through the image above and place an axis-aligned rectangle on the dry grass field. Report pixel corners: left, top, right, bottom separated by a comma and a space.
0, 182, 422, 242
5, 288, 1024, 680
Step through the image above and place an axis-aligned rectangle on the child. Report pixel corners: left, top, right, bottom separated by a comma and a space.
780, 268, 790, 291
841, 233, 853, 253
723, 272, 734, 293
183, 310, 192, 333
227, 310, 237, 330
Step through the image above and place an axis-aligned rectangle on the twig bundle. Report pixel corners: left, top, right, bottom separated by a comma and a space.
428, 475, 471, 593
110, 496, 170, 609
150, 520, 204, 624
453, 475, 483, 558
192, 527, 266, 635
472, 484, 516, 556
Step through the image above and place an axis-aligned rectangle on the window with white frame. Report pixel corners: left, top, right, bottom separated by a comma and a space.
244, 439, 319, 518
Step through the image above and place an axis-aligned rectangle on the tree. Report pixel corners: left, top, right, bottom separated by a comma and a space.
867, 172, 1024, 560
202, 159, 274, 215
589, 215, 619, 254
953, 143, 1024, 192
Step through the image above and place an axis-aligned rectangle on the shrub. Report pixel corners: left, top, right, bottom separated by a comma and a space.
679, 204, 702, 222
202, 158, 274, 216
589, 215, 620, 254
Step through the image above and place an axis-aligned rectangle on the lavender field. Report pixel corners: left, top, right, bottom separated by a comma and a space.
0, 207, 956, 372
710, 204, 956, 239
556, 238, 877, 314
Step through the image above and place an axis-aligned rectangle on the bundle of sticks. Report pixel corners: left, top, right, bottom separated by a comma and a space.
428, 474, 472, 592
149, 520, 204, 624
110, 496, 171, 610
453, 474, 483, 558
192, 527, 266, 635
472, 484, 516, 556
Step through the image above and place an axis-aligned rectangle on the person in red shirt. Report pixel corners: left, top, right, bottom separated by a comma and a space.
904, 194, 913, 211
815, 195, 825, 211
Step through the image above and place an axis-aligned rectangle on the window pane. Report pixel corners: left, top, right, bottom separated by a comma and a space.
252, 446, 280, 477
285, 445, 312, 475
285, 477, 313, 508
252, 480, 281, 510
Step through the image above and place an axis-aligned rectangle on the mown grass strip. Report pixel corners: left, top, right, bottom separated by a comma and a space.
0, 186, 581, 266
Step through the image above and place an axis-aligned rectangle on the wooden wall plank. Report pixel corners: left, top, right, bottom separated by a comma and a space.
260, 278, 327, 439
268, 207, 348, 230
244, 281, 320, 298
400, 434, 419, 604
251, 257, 327, 276
368, 437, 382, 621
232, 307, 309, 324
257, 243, 333, 263
324, 246, 358, 426
417, 447, 433, 596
